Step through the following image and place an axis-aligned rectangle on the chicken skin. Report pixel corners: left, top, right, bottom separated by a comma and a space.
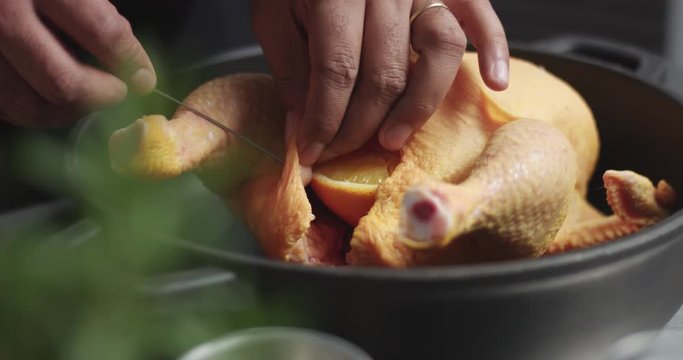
109, 53, 677, 267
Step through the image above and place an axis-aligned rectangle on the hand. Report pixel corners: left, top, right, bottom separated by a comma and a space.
0, 0, 156, 127
251, 0, 508, 166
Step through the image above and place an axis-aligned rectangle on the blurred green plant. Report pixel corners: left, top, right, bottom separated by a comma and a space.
0, 38, 305, 360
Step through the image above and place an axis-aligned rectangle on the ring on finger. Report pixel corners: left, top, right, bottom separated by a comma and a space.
410, 2, 450, 24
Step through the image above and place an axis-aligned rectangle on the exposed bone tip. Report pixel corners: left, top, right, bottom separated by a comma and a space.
411, 199, 437, 222
399, 187, 452, 249
109, 118, 147, 172
108, 115, 178, 177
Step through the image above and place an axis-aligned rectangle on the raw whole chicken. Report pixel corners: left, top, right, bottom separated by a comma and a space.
109, 53, 677, 267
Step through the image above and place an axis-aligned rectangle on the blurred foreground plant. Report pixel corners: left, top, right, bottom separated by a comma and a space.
0, 45, 304, 359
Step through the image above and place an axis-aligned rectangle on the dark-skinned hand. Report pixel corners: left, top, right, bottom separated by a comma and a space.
0, 0, 155, 127
251, 0, 509, 167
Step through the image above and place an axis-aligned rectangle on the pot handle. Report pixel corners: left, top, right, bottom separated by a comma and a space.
530, 35, 668, 86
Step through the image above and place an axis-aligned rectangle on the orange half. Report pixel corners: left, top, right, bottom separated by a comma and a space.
310, 149, 398, 226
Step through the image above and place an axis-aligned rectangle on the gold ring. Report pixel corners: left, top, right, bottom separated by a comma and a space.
410, 2, 450, 24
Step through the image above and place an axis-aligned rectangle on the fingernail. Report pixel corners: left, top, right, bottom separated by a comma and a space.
493, 59, 509, 89
111, 80, 128, 103
299, 165, 313, 185
131, 68, 156, 94
110, 119, 145, 170
299, 142, 325, 166
382, 124, 414, 151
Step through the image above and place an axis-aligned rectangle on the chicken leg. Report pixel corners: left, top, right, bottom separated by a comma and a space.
108, 53, 676, 267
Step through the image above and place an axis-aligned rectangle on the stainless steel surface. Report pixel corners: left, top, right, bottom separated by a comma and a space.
607, 329, 683, 359
665, 305, 683, 334
179, 327, 372, 360
152, 89, 284, 165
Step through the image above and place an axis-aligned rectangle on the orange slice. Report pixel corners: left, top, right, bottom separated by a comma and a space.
311, 150, 398, 226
